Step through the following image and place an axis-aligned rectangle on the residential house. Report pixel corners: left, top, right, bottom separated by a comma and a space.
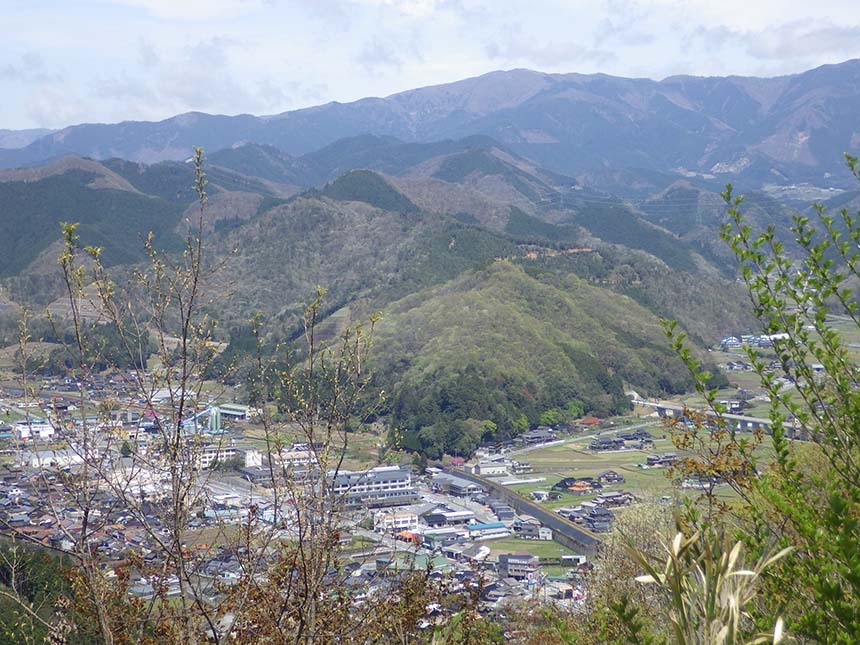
645, 453, 677, 468
510, 461, 533, 475
466, 521, 508, 539
597, 470, 625, 485
432, 473, 484, 497
421, 508, 475, 527
488, 499, 515, 521
519, 428, 556, 445
589, 437, 625, 451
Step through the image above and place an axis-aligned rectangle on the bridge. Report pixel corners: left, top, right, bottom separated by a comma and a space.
634, 400, 806, 439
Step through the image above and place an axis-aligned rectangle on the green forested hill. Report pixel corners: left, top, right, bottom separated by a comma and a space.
0, 169, 185, 276
374, 261, 699, 456
212, 191, 518, 326
320, 170, 420, 214
205, 172, 750, 458
207, 143, 309, 186
105, 157, 279, 198
570, 202, 700, 273
638, 181, 799, 268
515, 246, 752, 345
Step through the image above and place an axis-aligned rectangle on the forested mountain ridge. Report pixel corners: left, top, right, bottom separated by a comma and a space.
0, 145, 756, 330
0, 139, 756, 446
3, 60, 860, 196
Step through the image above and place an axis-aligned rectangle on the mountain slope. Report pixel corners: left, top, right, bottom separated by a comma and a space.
0, 128, 55, 149
207, 143, 310, 189
210, 184, 519, 326
375, 261, 697, 456
639, 180, 799, 267
0, 167, 185, 276
0, 156, 756, 458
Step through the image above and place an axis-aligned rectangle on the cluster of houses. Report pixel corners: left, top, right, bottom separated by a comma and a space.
559, 504, 615, 533
0, 376, 617, 614
552, 470, 625, 495
588, 429, 653, 452
557, 491, 635, 533
725, 360, 754, 371
0, 441, 592, 613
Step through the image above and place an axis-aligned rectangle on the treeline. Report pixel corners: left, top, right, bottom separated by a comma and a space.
386, 362, 627, 458
22, 321, 153, 375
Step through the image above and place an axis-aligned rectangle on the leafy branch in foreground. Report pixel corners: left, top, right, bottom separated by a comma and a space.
659, 154, 860, 643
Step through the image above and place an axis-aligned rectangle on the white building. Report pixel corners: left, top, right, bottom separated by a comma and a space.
374, 510, 419, 533
196, 445, 238, 469
16, 420, 55, 441
332, 465, 419, 508
107, 461, 169, 498
218, 403, 250, 420
275, 448, 317, 468
24, 449, 85, 469
243, 448, 317, 469
244, 449, 263, 468
474, 461, 509, 477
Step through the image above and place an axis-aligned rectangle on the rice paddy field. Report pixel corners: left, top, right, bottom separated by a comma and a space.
501, 416, 778, 513
503, 426, 677, 510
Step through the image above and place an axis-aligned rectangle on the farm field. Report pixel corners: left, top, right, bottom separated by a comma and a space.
501, 418, 777, 512
0, 341, 61, 373
503, 425, 672, 507
484, 536, 577, 560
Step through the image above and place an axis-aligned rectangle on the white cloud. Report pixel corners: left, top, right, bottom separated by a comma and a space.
745, 20, 860, 61
349, 0, 447, 17
2, 0, 860, 128
485, 23, 616, 68
94, 0, 273, 20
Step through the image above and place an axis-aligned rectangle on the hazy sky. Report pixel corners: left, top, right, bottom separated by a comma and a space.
3, 0, 860, 129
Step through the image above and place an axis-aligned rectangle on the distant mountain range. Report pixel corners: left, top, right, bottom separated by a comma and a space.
2, 60, 860, 195
0, 130, 757, 349
7, 59, 856, 451
0, 128, 55, 150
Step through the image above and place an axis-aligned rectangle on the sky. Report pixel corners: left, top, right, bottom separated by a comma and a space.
2, 0, 860, 130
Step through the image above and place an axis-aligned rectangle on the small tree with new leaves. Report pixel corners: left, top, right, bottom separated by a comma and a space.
662, 154, 860, 643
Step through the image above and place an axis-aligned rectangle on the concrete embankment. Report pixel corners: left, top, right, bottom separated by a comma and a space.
437, 466, 601, 555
